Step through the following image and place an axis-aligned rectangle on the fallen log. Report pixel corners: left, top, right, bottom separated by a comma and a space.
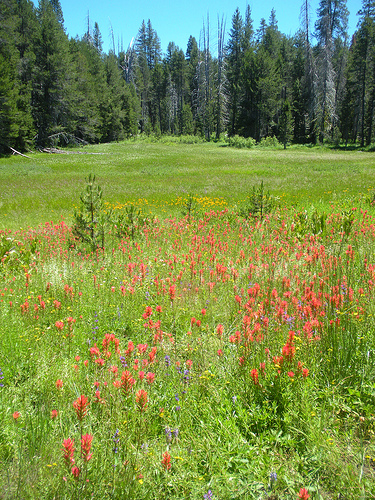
39, 147, 106, 155
9, 146, 31, 159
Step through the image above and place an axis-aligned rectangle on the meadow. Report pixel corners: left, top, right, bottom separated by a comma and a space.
1, 140, 375, 499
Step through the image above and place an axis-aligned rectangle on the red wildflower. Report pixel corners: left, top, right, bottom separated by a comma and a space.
94, 358, 105, 366
73, 394, 89, 421
71, 465, 80, 479
55, 321, 64, 331
282, 342, 296, 361
56, 379, 63, 389
161, 451, 171, 470
93, 390, 103, 403
149, 346, 157, 363
169, 285, 176, 301
109, 365, 118, 375
135, 389, 148, 412
89, 344, 101, 359
102, 333, 120, 355
125, 340, 135, 357
217, 324, 224, 338
121, 370, 135, 393
146, 372, 155, 384
62, 438, 75, 465
297, 488, 310, 500
51, 409, 58, 419
251, 368, 259, 385
137, 343, 148, 354
13, 411, 20, 420
81, 434, 93, 462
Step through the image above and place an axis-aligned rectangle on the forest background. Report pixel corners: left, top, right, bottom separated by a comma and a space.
1, 0, 375, 155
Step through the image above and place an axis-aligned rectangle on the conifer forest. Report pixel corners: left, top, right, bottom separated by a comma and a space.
1, 0, 375, 155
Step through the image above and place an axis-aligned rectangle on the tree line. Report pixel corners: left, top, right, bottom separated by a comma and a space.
1, 0, 375, 154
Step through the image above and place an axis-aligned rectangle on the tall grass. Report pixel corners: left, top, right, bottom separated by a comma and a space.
1, 142, 375, 498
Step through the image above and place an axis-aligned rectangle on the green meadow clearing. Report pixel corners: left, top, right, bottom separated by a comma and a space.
1, 141, 374, 229
1, 141, 375, 500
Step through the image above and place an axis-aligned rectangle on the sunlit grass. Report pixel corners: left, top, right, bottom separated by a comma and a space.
1, 141, 375, 230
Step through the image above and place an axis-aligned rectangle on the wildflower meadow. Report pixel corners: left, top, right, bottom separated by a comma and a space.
1, 142, 375, 499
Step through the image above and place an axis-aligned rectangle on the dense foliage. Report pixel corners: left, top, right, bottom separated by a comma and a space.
1, 0, 375, 154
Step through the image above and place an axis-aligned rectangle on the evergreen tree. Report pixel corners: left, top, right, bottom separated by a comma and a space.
255, 15, 283, 139
32, 0, 71, 146
0, 0, 36, 153
150, 61, 168, 132
279, 94, 293, 147
14, 0, 37, 150
186, 35, 199, 130
67, 38, 101, 143
0, 0, 21, 153
93, 22, 103, 53
226, 8, 244, 135
135, 20, 161, 133
167, 44, 188, 134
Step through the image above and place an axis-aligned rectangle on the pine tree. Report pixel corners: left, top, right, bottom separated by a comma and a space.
255, 14, 283, 140
226, 8, 244, 135
167, 44, 188, 134
0, 0, 36, 153
279, 94, 293, 147
93, 22, 103, 53
186, 35, 199, 130
135, 20, 161, 133
0, 0, 21, 153
32, 0, 71, 146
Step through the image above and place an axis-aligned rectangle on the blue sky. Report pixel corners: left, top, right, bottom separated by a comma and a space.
33, 0, 362, 55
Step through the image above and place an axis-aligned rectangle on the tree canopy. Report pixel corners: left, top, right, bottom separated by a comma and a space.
0, 0, 374, 154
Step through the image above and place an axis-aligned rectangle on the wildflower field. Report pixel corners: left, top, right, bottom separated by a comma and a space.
1, 141, 375, 499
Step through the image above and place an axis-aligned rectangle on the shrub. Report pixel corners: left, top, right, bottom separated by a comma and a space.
227, 135, 256, 149
259, 136, 281, 148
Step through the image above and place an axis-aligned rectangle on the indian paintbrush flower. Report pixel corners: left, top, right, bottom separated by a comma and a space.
62, 438, 75, 465
161, 451, 171, 470
73, 394, 89, 421
135, 389, 148, 412
81, 434, 93, 462
297, 488, 310, 500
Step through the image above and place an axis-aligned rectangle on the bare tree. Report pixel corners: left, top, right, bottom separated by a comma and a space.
216, 15, 227, 139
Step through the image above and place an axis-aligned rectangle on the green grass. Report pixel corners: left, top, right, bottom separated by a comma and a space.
1, 140, 375, 499
1, 141, 375, 230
